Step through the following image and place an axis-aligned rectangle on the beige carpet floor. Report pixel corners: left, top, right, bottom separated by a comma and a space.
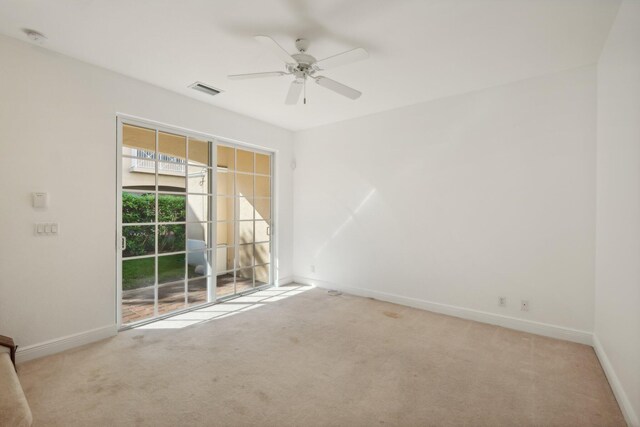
17, 285, 625, 426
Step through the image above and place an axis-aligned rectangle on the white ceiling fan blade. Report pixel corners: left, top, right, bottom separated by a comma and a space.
285, 79, 304, 105
254, 35, 297, 65
314, 47, 369, 71
228, 71, 287, 80
315, 76, 362, 100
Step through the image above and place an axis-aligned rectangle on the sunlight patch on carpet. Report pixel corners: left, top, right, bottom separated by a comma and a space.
135, 285, 314, 330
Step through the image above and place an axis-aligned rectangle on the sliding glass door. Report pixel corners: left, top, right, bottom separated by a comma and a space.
215, 145, 273, 298
118, 119, 274, 326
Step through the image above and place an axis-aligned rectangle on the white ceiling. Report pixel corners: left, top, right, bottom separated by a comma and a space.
0, 0, 621, 131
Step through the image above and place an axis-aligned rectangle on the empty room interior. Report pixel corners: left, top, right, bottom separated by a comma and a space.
0, 0, 639, 426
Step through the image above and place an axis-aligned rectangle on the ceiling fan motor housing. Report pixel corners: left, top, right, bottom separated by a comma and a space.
289, 53, 317, 76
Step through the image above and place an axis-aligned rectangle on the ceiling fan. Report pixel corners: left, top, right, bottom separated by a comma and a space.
229, 36, 368, 105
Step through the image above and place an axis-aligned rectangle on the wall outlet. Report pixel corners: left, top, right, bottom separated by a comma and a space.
310, 265, 316, 273
498, 297, 506, 307
521, 300, 529, 311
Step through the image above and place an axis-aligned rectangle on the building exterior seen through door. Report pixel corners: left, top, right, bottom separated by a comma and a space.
118, 119, 274, 326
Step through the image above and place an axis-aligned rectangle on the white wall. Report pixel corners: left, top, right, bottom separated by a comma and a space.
0, 35, 294, 352
595, 1, 640, 425
294, 66, 597, 338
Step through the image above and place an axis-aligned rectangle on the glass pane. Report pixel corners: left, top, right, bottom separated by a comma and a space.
158, 253, 185, 284
122, 192, 155, 224
216, 222, 234, 246
158, 224, 185, 253
254, 243, 270, 266
123, 225, 155, 257
188, 250, 213, 278
255, 153, 270, 175
158, 162, 186, 192
238, 197, 254, 220
158, 194, 186, 222
255, 220, 270, 243
123, 124, 155, 154
239, 221, 254, 244
217, 197, 234, 222
217, 145, 235, 170
187, 194, 210, 223
255, 176, 270, 198
188, 165, 210, 194
216, 246, 235, 273
188, 138, 210, 166
158, 280, 186, 315
188, 223, 212, 249
188, 277, 208, 306
122, 259, 155, 324
236, 268, 254, 292
217, 170, 233, 196
236, 174, 253, 198
254, 198, 271, 220
237, 149, 254, 173
122, 288, 155, 324
122, 157, 155, 190
239, 244, 254, 268
122, 257, 155, 290
216, 273, 235, 298
158, 132, 186, 162
255, 264, 270, 286
221, 246, 236, 271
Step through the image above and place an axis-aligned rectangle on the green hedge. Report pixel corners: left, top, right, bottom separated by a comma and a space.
122, 193, 187, 257
122, 254, 192, 290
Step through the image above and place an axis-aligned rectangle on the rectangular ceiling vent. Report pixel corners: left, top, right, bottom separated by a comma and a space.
189, 82, 223, 97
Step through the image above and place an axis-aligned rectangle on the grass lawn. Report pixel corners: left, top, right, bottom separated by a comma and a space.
123, 254, 197, 290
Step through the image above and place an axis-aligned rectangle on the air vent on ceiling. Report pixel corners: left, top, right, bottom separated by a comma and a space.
189, 82, 223, 96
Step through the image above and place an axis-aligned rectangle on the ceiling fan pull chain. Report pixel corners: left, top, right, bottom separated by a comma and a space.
304, 76, 307, 105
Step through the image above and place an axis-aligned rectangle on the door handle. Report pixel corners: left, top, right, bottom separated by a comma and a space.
267, 226, 271, 236
121, 236, 127, 251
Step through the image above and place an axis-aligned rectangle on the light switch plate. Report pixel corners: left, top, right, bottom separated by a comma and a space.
35, 222, 59, 236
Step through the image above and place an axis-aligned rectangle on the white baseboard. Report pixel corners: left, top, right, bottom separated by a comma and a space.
16, 324, 118, 364
593, 334, 639, 427
277, 276, 294, 286
293, 276, 593, 345
13, 278, 296, 364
